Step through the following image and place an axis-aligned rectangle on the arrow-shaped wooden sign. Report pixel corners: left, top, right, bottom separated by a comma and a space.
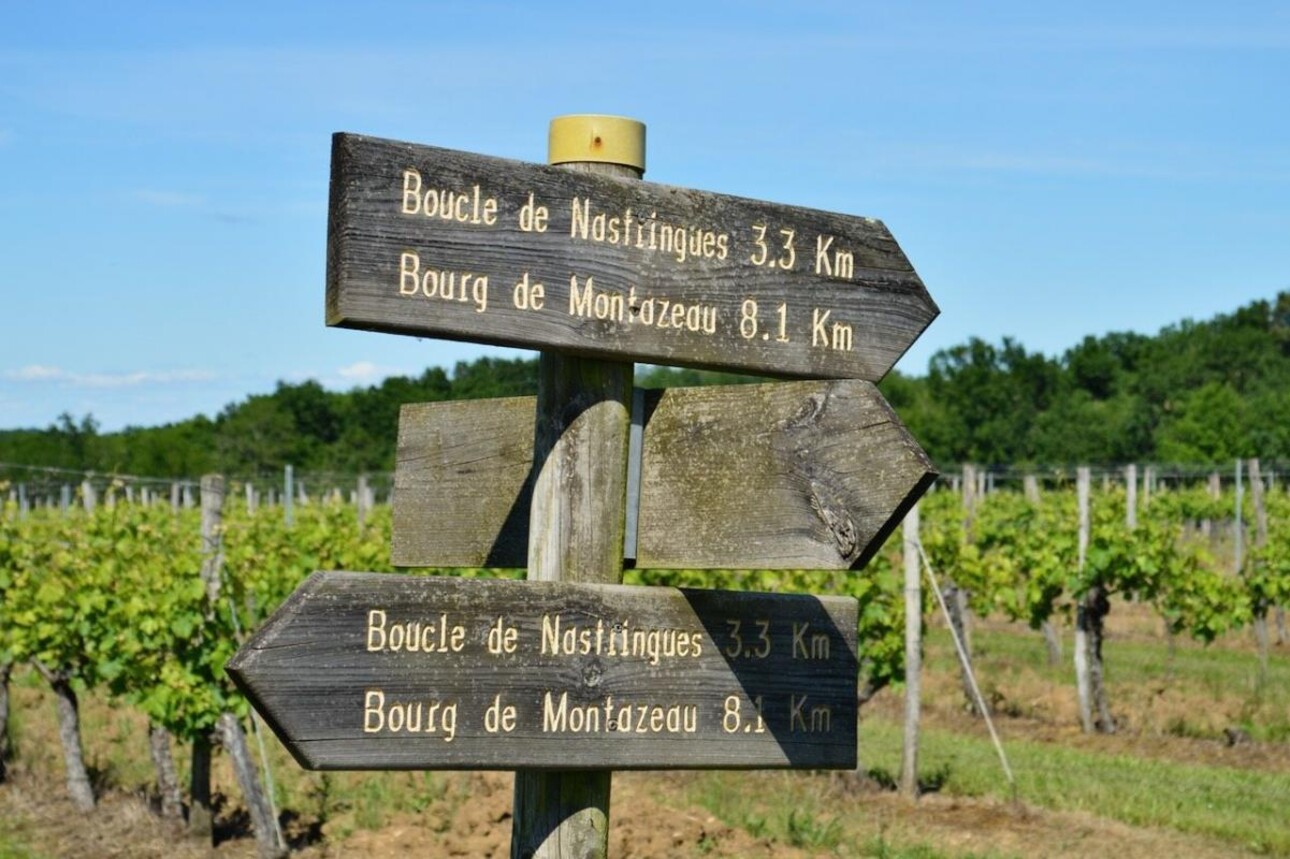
327, 133, 938, 380
391, 379, 936, 570
226, 572, 858, 770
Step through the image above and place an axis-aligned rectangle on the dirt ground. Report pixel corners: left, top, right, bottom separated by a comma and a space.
0, 767, 799, 859
1, 764, 1268, 859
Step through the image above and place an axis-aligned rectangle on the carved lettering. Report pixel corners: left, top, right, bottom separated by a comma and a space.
362, 689, 458, 741
542, 692, 698, 735
569, 196, 729, 264
398, 252, 488, 313
813, 234, 854, 279
400, 169, 497, 225
483, 694, 518, 733
512, 272, 545, 311
517, 192, 549, 232
366, 608, 466, 654
540, 614, 702, 665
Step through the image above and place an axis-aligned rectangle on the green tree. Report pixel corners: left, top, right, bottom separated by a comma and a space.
1156, 382, 1252, 462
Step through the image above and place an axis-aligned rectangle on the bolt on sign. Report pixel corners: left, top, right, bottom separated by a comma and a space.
326, 133, 937, 380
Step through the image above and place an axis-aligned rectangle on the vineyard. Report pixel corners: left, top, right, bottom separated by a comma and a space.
1, 467, 1288, 857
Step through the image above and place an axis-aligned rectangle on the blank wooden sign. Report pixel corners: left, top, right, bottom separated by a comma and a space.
326, 133, 937, 380
392, 380, 936, 570
226, 572, 858, 770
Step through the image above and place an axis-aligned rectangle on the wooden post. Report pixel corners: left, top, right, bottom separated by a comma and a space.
1248, 458, 1269, 674
191, 475, 224, 841
81, 479, 96, 512
899, 503, 921, 798
284, 465, 294, 527
1074, 466, 1093, 734
148, 723, 184, 821
1023, 474, 1040, 504
196, 475, 282, 856
511, 114, 642, 859
1234, 458, 1244, 574
1125, 464, 1137, 529
0, 659, 11, 783
1277, 460, 1288, 645
955, 466, 975, 655
1203, 471, 1220, 541
1033, 464, 1060, 665
199, 476, 225, 603
357, 474, 370, 531
219, 712, 286, 858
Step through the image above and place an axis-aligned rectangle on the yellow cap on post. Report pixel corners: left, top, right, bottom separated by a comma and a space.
548, 114, 646, 172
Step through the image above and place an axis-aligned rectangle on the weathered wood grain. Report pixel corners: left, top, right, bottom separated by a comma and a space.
326, 133, 937, 380
512, 147, 641, 859
527, 354, 632, 584
393, 396, 535, 567
392, 380, 936, 570
226, 572, 858, 770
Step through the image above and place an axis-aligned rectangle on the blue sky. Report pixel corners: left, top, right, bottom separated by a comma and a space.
2, 1, 1288, 431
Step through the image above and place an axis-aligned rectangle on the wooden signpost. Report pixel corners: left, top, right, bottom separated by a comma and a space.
226, 573, 858, 770
327, 132, 937, 381
391, 379, 935, 570
231, 115, 938, 858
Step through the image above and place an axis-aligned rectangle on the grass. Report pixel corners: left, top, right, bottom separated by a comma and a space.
865, 717, 1290, 853
0, 825, 43, 859
860, 836, 1007, 859
924, 623, 1290, 742
686, 770, 1016, 858
687, 770, 844, 850
931, 623, 1290, 692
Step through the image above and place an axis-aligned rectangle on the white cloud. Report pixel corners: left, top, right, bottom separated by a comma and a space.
335, 361, 406, 385
7, 364, 63, 381
3, 365, 216, 388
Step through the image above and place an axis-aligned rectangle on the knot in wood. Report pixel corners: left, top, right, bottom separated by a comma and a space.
809, 481, 860, 562
782, 393, 827, 431
582, 660, 604, 689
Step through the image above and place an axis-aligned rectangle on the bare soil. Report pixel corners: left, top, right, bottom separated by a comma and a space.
2, 764, 1268, 859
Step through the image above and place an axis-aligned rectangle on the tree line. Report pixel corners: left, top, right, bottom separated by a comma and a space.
3, 292, 1288, 480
